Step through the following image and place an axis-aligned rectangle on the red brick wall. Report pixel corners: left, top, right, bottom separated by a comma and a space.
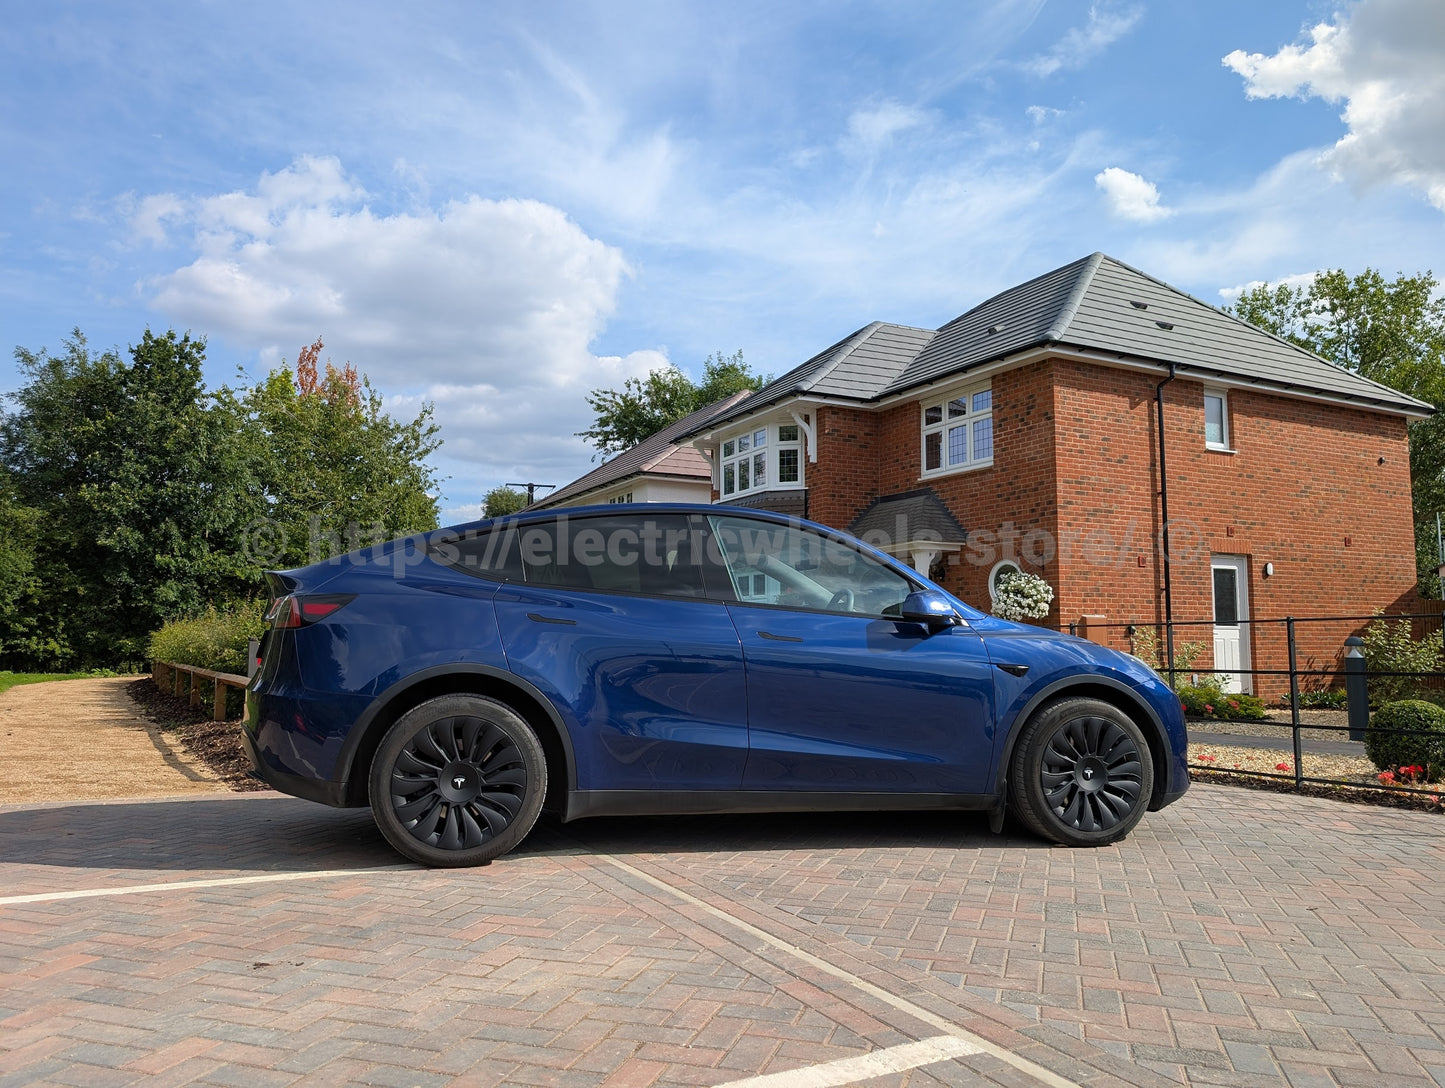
1049, 358, 1417, 692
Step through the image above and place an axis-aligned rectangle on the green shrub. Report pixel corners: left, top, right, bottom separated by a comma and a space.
1176, 684, 1268, 720
1362, 617, 1443, 705
148, 602, 266, 674
1130, 628, 1207, 691
1364, 700, 1445, 782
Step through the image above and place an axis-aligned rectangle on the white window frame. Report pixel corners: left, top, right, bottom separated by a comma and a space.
606, 491, 633, 504
1204, 388, 1231, 451
719, 422, 805, 498
920, 381, 993, 478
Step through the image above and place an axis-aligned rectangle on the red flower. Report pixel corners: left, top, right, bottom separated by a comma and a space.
1197, 754, 1216, 763
1275, 762, 1290, 772
1204, 703, 1215, 714
1379, 770, 1396, 784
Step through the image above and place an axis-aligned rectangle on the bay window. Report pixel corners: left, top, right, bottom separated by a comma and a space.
719, 422, 804, 497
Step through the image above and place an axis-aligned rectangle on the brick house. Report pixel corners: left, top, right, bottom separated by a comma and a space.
671, 253, 1432, 692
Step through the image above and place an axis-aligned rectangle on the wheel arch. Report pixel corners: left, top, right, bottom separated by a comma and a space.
335, 665, 577, 816
995, 677, 1170, 811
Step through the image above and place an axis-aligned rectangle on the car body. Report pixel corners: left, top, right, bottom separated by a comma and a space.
244, 504, 1188, 866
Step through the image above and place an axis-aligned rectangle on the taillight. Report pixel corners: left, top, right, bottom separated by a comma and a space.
266, 594, 356, 629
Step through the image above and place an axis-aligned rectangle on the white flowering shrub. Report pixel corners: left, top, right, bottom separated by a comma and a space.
991, 570, 1054, 621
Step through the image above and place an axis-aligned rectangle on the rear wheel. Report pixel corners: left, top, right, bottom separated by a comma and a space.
369, 694, 546, 867
1009, 697, 1153, 846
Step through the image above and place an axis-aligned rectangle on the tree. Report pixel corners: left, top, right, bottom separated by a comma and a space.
483, 486, 528, 518
577, 350, 767, 457
240, 338, 442, 568
1230, 270, 1445, 593
1, 329, 260, 666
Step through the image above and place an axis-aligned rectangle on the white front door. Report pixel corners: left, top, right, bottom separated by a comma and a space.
1211, 555, 1251, 694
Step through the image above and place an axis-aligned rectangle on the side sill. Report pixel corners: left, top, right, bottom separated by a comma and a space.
562, 790, 994, 823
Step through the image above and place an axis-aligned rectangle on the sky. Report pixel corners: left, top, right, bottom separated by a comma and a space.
2, 0, 1443, 520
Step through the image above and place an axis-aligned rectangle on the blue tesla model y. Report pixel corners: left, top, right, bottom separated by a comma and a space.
244, 505, 1187, 866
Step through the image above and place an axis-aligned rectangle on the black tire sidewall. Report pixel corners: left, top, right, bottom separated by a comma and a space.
1010, 697, 1154, 847
368, 694, 547, 867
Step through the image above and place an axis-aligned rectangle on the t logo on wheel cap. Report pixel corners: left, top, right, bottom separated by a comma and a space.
452, 775, 467, 789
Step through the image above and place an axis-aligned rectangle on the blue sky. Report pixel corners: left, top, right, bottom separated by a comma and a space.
3, 0, 1442, 518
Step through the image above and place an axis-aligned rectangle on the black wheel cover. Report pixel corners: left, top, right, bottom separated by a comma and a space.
387, 715, 529, 851
1040, 714, 1145, 832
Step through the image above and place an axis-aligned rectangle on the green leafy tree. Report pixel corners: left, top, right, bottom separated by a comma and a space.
0, 471, 42, 661
578, 350, 766, 457
1230, 270, 1445, 594
1, 330, 260, 667
240, 338, 442, 567
483, 486, 528, 518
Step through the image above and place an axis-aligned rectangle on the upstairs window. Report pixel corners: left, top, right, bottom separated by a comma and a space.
1204, 389, 1230, 450
921, 382, 993, 476
720, 422, 804, 497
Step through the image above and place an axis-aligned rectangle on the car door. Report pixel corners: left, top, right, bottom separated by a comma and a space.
492, 512, 749, 792
707, 514, 997, 795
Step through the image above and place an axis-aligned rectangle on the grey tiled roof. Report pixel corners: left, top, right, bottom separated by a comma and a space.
533, 390, 752, 509
694, 322, 935, 433
882, 253, 1433, 413
848, 488, 967, 545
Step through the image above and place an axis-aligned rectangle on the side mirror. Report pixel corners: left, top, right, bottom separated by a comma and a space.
900, 590, 961, 632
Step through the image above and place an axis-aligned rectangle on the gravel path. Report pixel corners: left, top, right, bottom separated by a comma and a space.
0, 676, 229, 803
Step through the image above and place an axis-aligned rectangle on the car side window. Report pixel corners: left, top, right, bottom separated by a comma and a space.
514, 514, 714, 599
427, 525, 526, 582
706, 515, 914, 616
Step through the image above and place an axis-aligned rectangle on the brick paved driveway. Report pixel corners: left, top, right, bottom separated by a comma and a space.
1, 784, 1442, 1087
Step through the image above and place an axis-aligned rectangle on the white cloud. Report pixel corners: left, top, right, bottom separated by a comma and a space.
1223, 0, 1445, 211
1023, 2, 1143, 77
138, 157, 664, 497
844, 101, 931, 152
1217, 271, 1317, 306
1094, 166, 1172, 222
1025, 105, 1064, 125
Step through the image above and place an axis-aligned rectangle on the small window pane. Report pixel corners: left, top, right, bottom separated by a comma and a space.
924, 404, 943, 425
754, 429, 767, 447
753, 452, 766, 486
778, 447, 799, 483
972, 389, 991, 413
778, 424, 799, 442
1205, 394, 1226, 446
737, 434, 750, 452
722, 440, 735, 458
925, 431, 942, 470
948, 424, 967, 465
1213, 567, 1239, 625
948, 397, 967, 418
723, 463, 735, 494
973, 417, 993, 461
738, 458, 750, 490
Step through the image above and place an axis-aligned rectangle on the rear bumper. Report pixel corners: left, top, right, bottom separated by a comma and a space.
241, 712, 351, 808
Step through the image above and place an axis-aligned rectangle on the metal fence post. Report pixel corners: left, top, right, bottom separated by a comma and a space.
1344, 635, 1368, 742
1287, 617, 1303, 790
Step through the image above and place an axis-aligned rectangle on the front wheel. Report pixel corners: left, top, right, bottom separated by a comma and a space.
369, 694, 547, 867
1009, 697, 1153, 846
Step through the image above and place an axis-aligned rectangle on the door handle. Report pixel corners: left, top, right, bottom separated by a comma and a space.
757, 631, 804, 642
527, 613, 577, 626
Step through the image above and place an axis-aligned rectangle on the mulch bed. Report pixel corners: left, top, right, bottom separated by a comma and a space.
126, 678, 266, 791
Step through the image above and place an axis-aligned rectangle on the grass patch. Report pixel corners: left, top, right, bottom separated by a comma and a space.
0, 670, 112, 695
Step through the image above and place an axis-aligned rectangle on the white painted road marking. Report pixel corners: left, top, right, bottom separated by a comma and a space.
0, 868, 401, 906
712, 1035, 981, 1087
602, 855, 1083, 1088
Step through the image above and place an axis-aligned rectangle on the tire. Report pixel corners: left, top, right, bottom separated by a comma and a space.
1008, 697, 1154, 847
369, 694, 547, 867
